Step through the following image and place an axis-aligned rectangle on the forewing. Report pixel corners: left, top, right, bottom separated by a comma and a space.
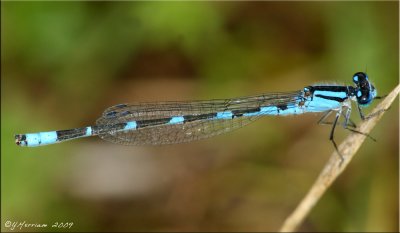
96, 92, 301, 145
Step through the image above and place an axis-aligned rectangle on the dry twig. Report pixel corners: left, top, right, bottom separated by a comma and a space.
280, 84, 400, 232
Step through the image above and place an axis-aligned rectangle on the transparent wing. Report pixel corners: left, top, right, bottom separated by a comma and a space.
95, 91, 302, 145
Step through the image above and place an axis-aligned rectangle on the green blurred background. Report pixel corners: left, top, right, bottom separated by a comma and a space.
1, 2, 398, 232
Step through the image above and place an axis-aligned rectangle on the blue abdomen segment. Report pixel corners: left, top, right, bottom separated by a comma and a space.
15, 131, 59, 147
15, 126, 95, 147
168, 116, 185, 124
123, 121, 137, 130
240, 104, 305, 117
215, 111, 233, 119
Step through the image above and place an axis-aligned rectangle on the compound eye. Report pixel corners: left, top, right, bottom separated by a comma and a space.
353, 72, 367, 84
357, 92, 373, 105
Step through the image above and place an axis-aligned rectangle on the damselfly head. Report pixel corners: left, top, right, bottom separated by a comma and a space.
352, 72, 376, 106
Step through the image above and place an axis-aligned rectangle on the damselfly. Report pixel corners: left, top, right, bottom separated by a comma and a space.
15, 72, 382, 158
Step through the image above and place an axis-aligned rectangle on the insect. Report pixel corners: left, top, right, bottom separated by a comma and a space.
15, 72, 382, 159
